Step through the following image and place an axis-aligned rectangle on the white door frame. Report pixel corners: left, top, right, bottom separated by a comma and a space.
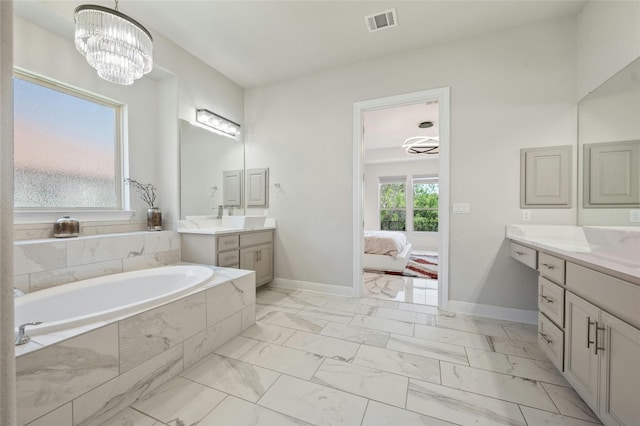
352, 87, 450, 311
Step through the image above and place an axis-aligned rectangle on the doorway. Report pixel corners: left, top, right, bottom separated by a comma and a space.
352, 88, 450, 311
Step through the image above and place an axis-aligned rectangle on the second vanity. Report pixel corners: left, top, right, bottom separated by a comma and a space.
507, 225, 639, 426
179, 217, 276, 286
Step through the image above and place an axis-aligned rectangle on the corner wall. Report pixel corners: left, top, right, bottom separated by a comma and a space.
245, 16, 578, 311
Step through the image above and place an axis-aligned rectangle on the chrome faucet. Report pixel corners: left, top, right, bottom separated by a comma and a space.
15, 322, 42, 345
228, 206, 234, 215
217, 205, 223, 219
14, 288, 24, 297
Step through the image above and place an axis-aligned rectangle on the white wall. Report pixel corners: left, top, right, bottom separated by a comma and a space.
12, 17, 244, 230
245, 16, 578, 311
577, 1, 640, 100
0, 2, 16, 424
364, 160, 440, 251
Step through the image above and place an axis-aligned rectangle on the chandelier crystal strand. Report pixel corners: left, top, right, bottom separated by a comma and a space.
74, 4, 153, 85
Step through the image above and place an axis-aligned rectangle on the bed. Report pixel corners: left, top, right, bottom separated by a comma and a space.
363, 230, 412, 273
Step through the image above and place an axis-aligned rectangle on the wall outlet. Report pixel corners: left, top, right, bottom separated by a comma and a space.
630, 209, 640, 223
452, 203, 470, 214
522, 209, 531, 221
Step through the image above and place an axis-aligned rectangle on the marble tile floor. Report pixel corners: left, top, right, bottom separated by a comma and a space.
364, 271, 438, 306
103, 286, 601, 426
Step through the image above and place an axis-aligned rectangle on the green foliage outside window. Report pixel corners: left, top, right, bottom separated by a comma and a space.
379, 180, 439, 232
380, 182, 406, 230
413, 183, 439, 232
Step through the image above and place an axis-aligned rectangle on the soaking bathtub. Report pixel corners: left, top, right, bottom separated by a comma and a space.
15, 264, 214, 336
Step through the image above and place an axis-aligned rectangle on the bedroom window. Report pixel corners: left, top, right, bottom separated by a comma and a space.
13, 71, 123, 210
413, 176, 439, 232
379, 178, 406, 231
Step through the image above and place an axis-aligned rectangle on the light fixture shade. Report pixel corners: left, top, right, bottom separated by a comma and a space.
402, 136, 439, 154
196, 109, 241, 139
74, 5, 153, 85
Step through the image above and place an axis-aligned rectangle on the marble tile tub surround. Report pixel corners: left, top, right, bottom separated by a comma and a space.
506, 224, 640, 283
14, 218, 148, 241
79, 286, 602, 426
14, 231, 181, 294
16, 269, 256, 426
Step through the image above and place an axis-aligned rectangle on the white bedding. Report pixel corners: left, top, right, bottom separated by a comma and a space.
364, 231, 407, 257
363, 243, 412, 273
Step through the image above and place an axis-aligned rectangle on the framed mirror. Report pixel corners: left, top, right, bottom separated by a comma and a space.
577, 57, 640, 226
179, 119, 244, 219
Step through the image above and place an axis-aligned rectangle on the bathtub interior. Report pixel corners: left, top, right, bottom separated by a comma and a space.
15, 265, 214, 336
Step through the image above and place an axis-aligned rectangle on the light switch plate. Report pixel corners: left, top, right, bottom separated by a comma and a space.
453, 203, 470, 214
522, 210, 531, 221
630, 209, 640, 223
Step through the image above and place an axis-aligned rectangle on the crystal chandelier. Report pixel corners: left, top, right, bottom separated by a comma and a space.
74, 1, 153, 85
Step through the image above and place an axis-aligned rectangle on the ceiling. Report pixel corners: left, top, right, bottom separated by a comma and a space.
364, 101, 440, 162
14, 0, 586, 89
13, 0, 586, 157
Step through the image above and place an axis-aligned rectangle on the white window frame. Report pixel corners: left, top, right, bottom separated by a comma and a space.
13, 69, 133, 224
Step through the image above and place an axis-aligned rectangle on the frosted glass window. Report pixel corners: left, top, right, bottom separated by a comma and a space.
13, 74, 122, 209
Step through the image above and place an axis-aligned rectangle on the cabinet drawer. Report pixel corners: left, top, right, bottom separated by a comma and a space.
510, 242, 537, 269
539, 313, 564, 372
539, 277, 565, 328
567, 263, 640, 330
240, 230, 273, 247
538, 252, 565, 284
217, 235, 239, 250
218, 250, 240, 267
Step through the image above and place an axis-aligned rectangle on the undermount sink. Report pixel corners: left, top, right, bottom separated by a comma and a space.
221, 215, 266, 229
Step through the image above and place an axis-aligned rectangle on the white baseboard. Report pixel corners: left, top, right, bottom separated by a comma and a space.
269, 278, 354, 297
448, 300, 538, 324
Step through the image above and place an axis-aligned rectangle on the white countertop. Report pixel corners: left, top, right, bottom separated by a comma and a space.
177, 217, 277, 235
506, 225, 640, 285
177, 225, 277, 235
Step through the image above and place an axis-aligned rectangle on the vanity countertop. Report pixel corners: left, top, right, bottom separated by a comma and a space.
506, 225, 640, 285
177, 217, 277, 235
177, 225, 276, 235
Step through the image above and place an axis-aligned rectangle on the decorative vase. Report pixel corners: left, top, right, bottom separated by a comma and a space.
147, 207, 162, 231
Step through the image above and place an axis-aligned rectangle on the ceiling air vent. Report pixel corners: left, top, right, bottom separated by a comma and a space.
365, 8, 398, 32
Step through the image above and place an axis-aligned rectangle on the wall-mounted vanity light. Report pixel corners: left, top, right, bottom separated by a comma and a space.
195, 109, 241, 139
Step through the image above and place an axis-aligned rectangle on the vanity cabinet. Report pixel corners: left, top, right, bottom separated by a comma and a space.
564, 263, 640, 425
564, 291, 600, 409
181, 229, 274, 287
508, 238, 640, 425
240, 244, 273, 286
535, 252, 567, 371
565, 291, 640, 425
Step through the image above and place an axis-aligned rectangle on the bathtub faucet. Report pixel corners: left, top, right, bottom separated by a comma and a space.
15, 321, 43, 346
14, 288, 24, 297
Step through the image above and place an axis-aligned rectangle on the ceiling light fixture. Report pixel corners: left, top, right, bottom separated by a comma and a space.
196, 109, 241, 139
402, 136, 439, 155
74, 1, 153, 85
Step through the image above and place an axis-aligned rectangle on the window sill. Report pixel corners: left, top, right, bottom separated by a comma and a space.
14, 210, 135, 225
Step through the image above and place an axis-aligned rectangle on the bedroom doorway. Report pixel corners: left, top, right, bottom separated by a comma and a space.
353, 88, 450, 311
